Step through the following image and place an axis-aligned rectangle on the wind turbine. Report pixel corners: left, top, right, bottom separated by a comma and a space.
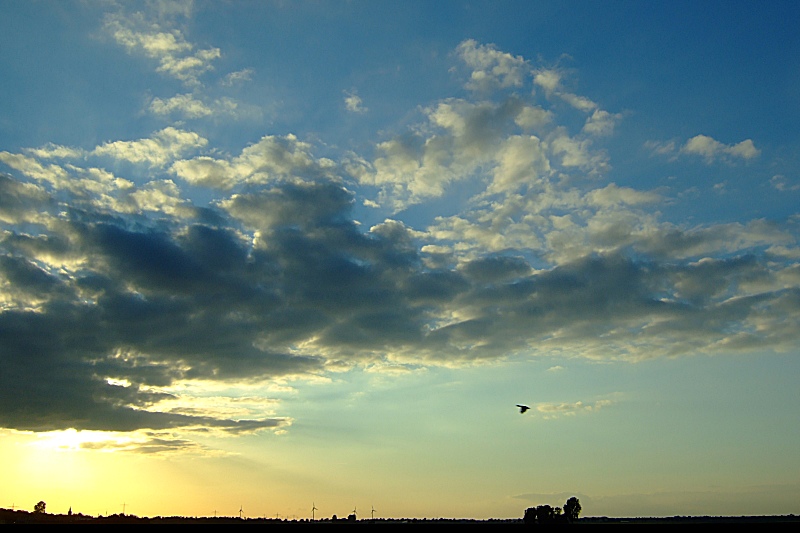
371, 505, 376, 520
352, 505, 357, 519
239, 505, 243, 519
311, 502, 317, 521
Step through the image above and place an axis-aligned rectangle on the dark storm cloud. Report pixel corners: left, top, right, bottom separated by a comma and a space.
0, 172, 54, 223
0, 170, 798, 433
459, 255, 533, 283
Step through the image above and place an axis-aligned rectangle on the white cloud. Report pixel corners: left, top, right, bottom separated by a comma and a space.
93, 127, 208, 167
457, 39, 530, 93
644, 139, 678, 157
559, 92, 597, 112
344, 91, 368, 113
104, 13, 220, 86
583, 109, 622, 137
769, 175, 800, 192
362, 97, 544, 208
358, 43, 619, 210
363, 99, 515, 207
24, 143, 86, 160
549, 130, 608, 171
515, 105, 552, 130
147, 93, 250, 120
171, 156, 236, 189
126, 179, 190, 216
489, 135, 550, 193
149, 93, 213, 118
222, 68, 254, 86
533, 67, 600, 112
681, 134, 760, 163
0, 152, 71, 185
533, 68, 561, 94
172, 134, 336, 189
156, 47, 221, 84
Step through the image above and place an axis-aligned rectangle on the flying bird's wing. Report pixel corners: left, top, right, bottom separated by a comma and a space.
516, 404, 530, 413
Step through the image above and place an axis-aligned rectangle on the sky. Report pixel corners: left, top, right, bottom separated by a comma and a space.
1, 0, 799, 520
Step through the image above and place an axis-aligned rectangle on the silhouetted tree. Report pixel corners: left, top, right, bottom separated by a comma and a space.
563, 497, 581, 522
524, 501, 576, 524
523, 507, 537, 524
536, 505, 555, 523
34, 501, 46, 514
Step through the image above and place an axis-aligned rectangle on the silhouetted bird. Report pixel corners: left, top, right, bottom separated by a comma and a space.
516, 404, 530, 413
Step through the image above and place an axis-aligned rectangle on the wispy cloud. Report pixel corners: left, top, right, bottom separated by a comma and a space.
104, 11, 220, 86
344, 90, 368, 113
534, 399, 615, 418
148, 93, 213, 118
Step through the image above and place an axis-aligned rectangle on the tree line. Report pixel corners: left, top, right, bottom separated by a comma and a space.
524, 496, 581, 524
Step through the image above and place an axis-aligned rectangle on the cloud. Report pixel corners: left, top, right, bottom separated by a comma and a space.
457, 39, 530, 93
549, 130, 609, 171
488, 134, 550, 193
533, 66, 601, 112
104, 12, 220, 86
644, 139, 678, 157
344, 90, 368, 113
0, 173, 53, 224
682, 134, 760, 162
148, 93, 213, 118
222, 68, 254, 86
586, 183, 662, 207
1, 38, 798, 448
514, 105, 552, 130
533, 68, 562, 94
356, 45, 617, 210
770, 174, 800, 192
3, 157, 799, 437
649, 135, 760, 164
560, 92, 597, 112
0, 151, 71, 186
24, 143, 85, 160
93, 127, 208, 167
583, 109, 622, 137
172, 134, 336, 189
534, 399, 614, 418
361, 97, 564, 208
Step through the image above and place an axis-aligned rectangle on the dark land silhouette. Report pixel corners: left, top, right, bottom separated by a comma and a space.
2, 496, 798, 526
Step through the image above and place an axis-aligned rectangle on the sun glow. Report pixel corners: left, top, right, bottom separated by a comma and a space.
34, 429, 139, 452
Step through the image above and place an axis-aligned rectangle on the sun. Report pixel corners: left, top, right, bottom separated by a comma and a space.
33, 428, 137, 452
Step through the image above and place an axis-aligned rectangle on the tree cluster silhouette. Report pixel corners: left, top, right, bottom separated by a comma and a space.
524, 497, 581, 524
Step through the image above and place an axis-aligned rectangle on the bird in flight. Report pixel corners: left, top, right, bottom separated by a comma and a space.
516, 404, 530, 413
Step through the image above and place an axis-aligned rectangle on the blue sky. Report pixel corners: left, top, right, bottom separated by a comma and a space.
1, 0, 799, 520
